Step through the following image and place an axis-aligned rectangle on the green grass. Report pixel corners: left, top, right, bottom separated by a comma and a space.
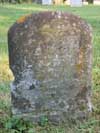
0, 3, 100, 133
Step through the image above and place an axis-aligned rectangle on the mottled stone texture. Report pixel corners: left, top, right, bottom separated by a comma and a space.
8, 12, 92, 124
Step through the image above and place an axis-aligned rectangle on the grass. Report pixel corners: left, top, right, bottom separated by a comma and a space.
0, 3, 100, 133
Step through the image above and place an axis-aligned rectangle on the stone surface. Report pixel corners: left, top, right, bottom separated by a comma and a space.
8, 12, 92, 124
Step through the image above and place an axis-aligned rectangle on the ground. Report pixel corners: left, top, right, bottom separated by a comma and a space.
0, 4, 100, 133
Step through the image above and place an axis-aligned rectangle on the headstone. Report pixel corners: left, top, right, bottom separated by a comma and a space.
54, 0, 63, 5
35, 0, 42, 4
70, 0, 82, 7
65, 0, 70, 5
8, 12, 92, 124
94, 0, 100, 5
42, 0, 52, 5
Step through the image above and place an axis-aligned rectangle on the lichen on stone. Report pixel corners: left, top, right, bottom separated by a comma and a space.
17, 14, 31, 24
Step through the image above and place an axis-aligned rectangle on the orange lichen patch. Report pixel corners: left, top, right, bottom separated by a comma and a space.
76, 63, 83, 72
17, 14, 31, 24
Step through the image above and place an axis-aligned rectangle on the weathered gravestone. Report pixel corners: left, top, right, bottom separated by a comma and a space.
34, 0, 52, 4
34, 0, 42, 4
8, 12, 92, 124
42, 0, 52, 5
70, 0, 82, 7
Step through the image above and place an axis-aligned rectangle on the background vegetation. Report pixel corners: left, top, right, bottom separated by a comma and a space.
0, 4, 100, 133
0, 0, 94, 4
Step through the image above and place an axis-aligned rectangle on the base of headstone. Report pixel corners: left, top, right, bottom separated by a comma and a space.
12, 110, 90, 125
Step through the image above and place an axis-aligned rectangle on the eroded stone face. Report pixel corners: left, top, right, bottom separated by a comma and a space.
8, 12, 92, 123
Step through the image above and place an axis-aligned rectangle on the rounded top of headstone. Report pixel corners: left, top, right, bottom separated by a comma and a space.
8, 11, 92, 35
